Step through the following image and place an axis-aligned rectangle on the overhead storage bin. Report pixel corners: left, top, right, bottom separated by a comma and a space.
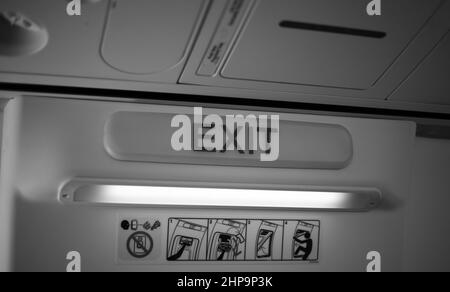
219, 0, 441, 89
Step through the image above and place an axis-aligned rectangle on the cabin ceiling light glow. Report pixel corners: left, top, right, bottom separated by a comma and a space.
60, 183, 382, 211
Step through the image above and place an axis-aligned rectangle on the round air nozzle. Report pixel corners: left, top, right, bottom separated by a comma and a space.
0, 11, 49, 57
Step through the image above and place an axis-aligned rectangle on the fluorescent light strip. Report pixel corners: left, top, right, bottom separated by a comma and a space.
62, 184, 382, 211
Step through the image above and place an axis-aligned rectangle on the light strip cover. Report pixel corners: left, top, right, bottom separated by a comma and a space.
60, 182, 382, 211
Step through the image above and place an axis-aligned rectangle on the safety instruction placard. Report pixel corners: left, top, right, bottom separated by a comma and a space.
117, 217, 163, 263
167, 218, 320, 262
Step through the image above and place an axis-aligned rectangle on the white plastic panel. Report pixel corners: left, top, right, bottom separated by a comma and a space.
220, 0, 441, 89
391, 31, 450, 105
0, 95, 416, 271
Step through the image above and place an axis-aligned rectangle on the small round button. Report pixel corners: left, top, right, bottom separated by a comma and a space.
120, 220, 130, 230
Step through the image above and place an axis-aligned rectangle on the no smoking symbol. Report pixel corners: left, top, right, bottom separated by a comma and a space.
127, 232, 153, 258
